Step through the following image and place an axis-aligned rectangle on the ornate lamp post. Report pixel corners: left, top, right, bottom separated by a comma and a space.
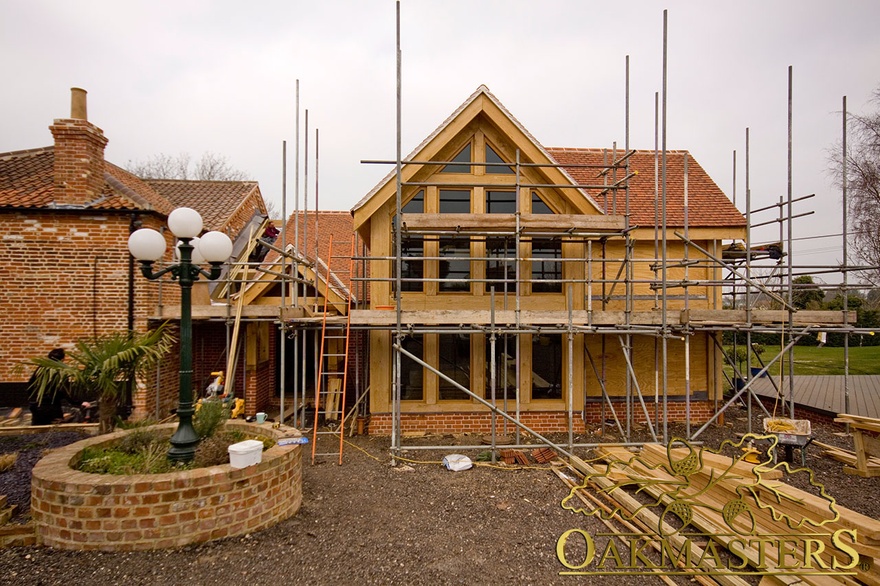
128, 207, 233, 462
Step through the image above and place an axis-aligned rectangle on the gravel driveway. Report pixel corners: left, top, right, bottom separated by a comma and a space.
0, 407, 877, 585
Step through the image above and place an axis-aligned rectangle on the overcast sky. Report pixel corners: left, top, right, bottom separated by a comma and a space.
2, 0, 879, 276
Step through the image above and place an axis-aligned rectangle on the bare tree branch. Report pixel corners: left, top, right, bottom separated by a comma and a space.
126, 152, 249, 182
829, 85, 880, 285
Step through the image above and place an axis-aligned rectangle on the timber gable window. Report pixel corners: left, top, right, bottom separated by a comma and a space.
439, 237, 471, 292
531, 334, 562, 400
439, 189, 471, 213
401, 335, 425, 400
530, 238, 562, 292
440, 144, 472, 173
396, 190, 425, 292
485, 144, 514, 174
486, 190, 516, 214
531, 191, 554, 214
486, 236, 516, 293
438, 333, 471, 400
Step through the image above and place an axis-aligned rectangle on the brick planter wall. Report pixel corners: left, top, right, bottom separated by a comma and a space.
30, 421, 302, 551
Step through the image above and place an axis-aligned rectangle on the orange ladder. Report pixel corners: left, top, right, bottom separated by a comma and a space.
311, 236, 355, 464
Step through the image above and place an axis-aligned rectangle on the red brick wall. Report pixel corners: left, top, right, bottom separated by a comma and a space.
367, 401, 716, 435
0, 208, 193, 424
244, 327, 277, 417
30, 421, 303, 551
0, 210, 165, 381
49, 119, 108, 207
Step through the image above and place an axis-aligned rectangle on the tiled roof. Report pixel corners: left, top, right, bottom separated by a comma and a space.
0, 147, 55, 207
0, 146, 174, 213
270, 211, 359, 291
282, 210, 356, 264
146, 179, 260, 232
547, 148, 745, 228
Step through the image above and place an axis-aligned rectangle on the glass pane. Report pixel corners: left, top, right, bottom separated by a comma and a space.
485, 334, 517, 400
401, 335, 424, 401
485, 236, 516, 293
531, 191, 554, 214
439, 189, 471, 213
531, 238, 562, 292
532, 334, 562, 400
439, 333, 470, 400
485, 144, 514, 174
440, 144, 472, 173
486, 190, 516, 214
439, 237, 470, 292
403, 189, 424, 213
400, 235, 423, 292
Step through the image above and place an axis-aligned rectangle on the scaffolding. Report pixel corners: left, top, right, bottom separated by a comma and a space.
138, 11, 878, 467
344, 7, 877, 462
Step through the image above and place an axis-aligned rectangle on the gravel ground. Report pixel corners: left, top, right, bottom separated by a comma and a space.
0, 406, 877, 586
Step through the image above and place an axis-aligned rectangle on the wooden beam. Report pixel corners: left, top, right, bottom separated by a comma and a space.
149, 305, 305, 320
681, 309, 856, 326
400, 213, 626, 233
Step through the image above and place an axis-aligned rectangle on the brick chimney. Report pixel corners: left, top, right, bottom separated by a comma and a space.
49, 88, 109, 207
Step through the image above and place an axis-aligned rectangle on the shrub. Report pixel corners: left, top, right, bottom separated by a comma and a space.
193, 400, 228, 439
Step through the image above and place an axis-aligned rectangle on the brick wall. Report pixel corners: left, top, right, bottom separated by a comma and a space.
368, 411, 588, 435
367, 401, 716, 435
0, 210, 165, 382
30, 421, 303, 551
48, 118, 108, 207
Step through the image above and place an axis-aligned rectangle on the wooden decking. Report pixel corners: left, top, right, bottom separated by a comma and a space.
749, 375, 880, 420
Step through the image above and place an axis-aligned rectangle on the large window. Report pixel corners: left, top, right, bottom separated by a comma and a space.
531, 238, 562, 292
531, 334, 562, 400
485, 333, 517, 400
400, 335, 424, 401
395, 190, 424, 292
439, 237, 470, 292
438, 334, 471, 400
439, 189, 470, 213
485, 236, 516, 293
486, 190, 516, 214
400, 236, 424, 292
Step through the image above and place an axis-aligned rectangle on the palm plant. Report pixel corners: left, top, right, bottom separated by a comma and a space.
25, 325, 174, 434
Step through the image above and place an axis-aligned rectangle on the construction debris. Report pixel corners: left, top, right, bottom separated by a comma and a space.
499, 449, 529, 466
530, 446, 557, 464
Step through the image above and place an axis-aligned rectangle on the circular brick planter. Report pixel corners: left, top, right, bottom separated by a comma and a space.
30, 421, 303, 551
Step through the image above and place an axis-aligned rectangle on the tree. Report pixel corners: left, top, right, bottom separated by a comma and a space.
24, 325, 174, 434
830, 86, 880, 285
791, 275, 825, 310
127, 152, 249, 181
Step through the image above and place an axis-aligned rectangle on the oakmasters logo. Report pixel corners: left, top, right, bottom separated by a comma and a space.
555, 435, 873, 580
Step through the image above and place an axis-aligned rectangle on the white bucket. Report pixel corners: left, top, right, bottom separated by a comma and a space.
228, 439, 264, 468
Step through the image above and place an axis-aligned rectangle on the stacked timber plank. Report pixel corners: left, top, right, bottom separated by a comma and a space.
563, 443, 880, 586
833, 414, 880, 478
814, 441, 880, 477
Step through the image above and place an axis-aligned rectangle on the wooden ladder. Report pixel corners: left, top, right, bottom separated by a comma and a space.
311, 236, 355, 465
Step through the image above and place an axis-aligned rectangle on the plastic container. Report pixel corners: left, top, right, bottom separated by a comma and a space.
228, 439, 264, 468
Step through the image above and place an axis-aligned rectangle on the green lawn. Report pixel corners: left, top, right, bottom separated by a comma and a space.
724, 345, 880, 377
